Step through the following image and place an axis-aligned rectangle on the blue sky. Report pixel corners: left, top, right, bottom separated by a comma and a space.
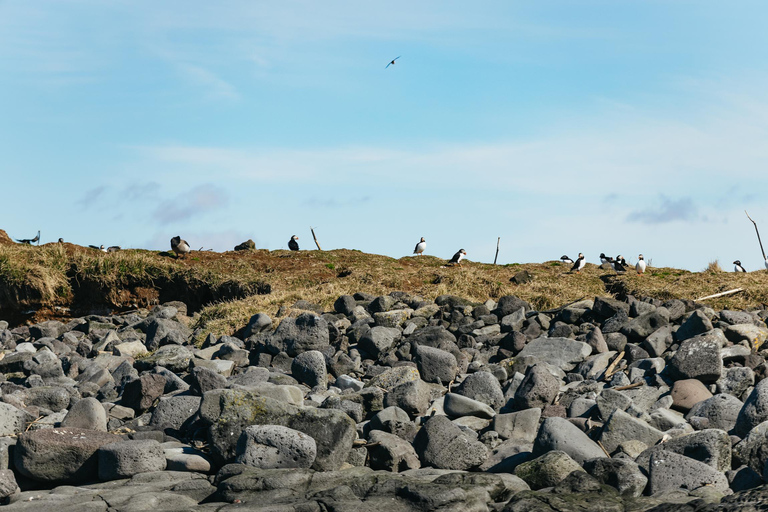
2, 1, 768, 271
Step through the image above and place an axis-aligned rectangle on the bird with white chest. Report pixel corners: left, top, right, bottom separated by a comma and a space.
413, 237, 426, 256
448, 249, 466, 266
288, 235, 299, 251
560, 255, 574, 265
170, 236, 191, 258
636, 254, 647, 275
733, 260, 747, 273
571, 253, 586, 273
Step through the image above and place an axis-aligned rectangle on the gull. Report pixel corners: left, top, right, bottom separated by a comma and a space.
385, 56, 401, 68
16, 231, 40, 245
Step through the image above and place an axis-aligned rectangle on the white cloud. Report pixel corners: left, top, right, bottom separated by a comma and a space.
153, 184, 229, 224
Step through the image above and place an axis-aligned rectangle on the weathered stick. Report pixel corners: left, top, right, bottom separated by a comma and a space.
602, 350, 625, 380
310, 227, 322, 250
597, 440, 612, 458
695, 288, 744, 301
614, 381, 644, 391
493, 237, 500, 265
746, 210, 767, 260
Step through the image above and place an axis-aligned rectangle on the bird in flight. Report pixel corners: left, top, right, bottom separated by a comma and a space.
385, 56, 401, 68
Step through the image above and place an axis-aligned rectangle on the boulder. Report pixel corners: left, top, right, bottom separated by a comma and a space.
667, 330, 724, 383
736, 378, 768, 437
516, 337, 591, 371
120, 373, 166, 413
647, 450, 729, 494
599, 409, 664, 454
149, 395, 202, 432
97, 439, 166, 480
367, 430, 420, 472
291, 350, 328, 389
235, 425, 317, 469
687, 394, 742, 432
492, 408, 541, 442
454, 370, 505, 410
670, 379, 713, 412
675, 310, 714, 342
583, 458, 647, 497
414, 345, 457, 384
514, 450, 584, 490
443, 393, 495, 419
359, 326, 401, 359
267, 313, 330, 357
412, 414, 488, 470
532, 417, 606, 464
61, 397, 107, 431
513, 365, 560, 410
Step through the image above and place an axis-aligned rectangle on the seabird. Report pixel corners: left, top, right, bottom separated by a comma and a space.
571, 253, 586, 273
107, 246, 121, 253
560, 255, 574, 265
57, 238, 64, 243
288, 235, 299, 251
413, 237, 426, 256
170, 236, 191, 258
385, 56, 401, 68
599, 253, 611, 264
636, 254, 647, 275
613, 255, 628, 272
734, 260, 747, 273
16, 230, 40, 245
88, 244, 107, 252
448, 249, 466, 266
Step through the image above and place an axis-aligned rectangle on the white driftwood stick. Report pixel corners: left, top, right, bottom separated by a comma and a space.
695, 288, 743, 301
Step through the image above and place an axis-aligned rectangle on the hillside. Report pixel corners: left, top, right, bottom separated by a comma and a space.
2, 229, 768, 340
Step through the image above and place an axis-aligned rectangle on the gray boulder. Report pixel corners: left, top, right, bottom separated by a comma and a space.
120, 373, 166, 413
517, 337, 591, 371
492, 408, 541, 442
599, 409, 664, 454
367, 430, 420, 472
149, 395, 202, 432
675, 310, 714, 342
455, 370, 505, 410
412, 414, 488, 470
583, 458, 647, 497
0, 402, 31, 436
636, 429, 732, 473
624, 308, 669, 341
532, 417, 606, 464
267, 313, 330, 357
291, 350, 327, 389
0, 469, 19, 500
144, 318, 191, 351
235, 425, 317, 469
734, 420, 768, 473
513, 365, 560, 410
514, 450, 584, 490
358, 326, 401, 359
134, 344, 192, 373
736, 377, 768, 437
718, 366, 755, 399
383, 379, 435, 417
97, 439, 166, 480
368, 406, 418, 441
647, 450, 729, 494
61, 397, 107, 431
667, 330, 724, 383
443, 393, 495, 419
414, 345, 457, 384
243, 313, 272, 337
687, 394, 742, 432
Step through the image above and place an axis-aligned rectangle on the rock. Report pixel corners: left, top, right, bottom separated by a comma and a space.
495, 295, 531, 317
29, 320, 67, 340
583, 458, 648, 497
61, 397, 107, 431
734, 420, 768, 473
514, 450, 584, 490
335, 374, 364, 392
443, 393, 495, 419
367, 430, 420, 472
718, 367, 754, 399
22, 386, 71, 411
585, 327, 609, 354
455, 370, 505, 410
637, 429, 732, 473
0, 469, 19, 500
412, 414, 488, 470
736, 378, 768, 437
492, 408, 541, 442
291, 350, 327, 389
643, 326, 674, 357
501, 309, 526, 333
144, 318, 191, 351
532, 417, 606, 465
234, 239, 256, 251
675, 310, 714, 342
383, 379, 434, 417
199, 390, 355, 470
243, 313, 273, 337
599, 409, 664, 454
190, 366, 227, 394
667, 331, 724, 383
687, 394, 742, 432
368, 365, 420, 391
98, 440, 166, 480
15, 428, 121, 483
267, 313, 330, 357
149, 395, 202, 432
670, 379, 713, 412
513, 365, 560, 410
134, 345, 192, 373
368, 406, 418, 441
120, 373, 166, 413
0, 402, 31, 436
593, 297, 630, 319
334, 295, 357, 315
235, 425, 317, 469
517, 337, 592, 371
359, 326, 401, 359
648, 450, 729, 494
624, 308, 670, 341
414, 345, 457, 384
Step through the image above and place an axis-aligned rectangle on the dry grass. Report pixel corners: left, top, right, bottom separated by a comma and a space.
705, 260, 723, 273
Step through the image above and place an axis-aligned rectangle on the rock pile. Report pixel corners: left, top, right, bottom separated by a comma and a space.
2, 292, 768, 510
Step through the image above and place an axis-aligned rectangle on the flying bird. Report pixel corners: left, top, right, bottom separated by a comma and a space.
16, 230, 40, 245
448, 249, 467, 266
571, 253, 586, 273
560, 255, 574, 265
88, 244, 107, 252
385, 56, 401, 68
170, 236, 191, 258
636, 254, 647, 275
734, 260, 747, 273
413, 237, 426, 256
288, 235, 299, 251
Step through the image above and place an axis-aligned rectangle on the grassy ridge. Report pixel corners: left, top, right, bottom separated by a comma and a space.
2, 231, 768, 341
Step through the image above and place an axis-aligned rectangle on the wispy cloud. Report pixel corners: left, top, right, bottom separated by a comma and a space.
76, 185, 107, 209
153, 184, 228, 224
177, 63, 239, 100
123, 181, 160, 202
627, 195, 700, 224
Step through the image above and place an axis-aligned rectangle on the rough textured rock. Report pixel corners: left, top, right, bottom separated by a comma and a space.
414, 345, 457, 384
516, 337, 592, 371
648, 450, 729, 494
513, 365, 560, 411
455, 370, 505, 410
120, 373, 166, 413
235, 425, 317, 469
412, 414, 488, 470
97, 440, 166, 480
599, 409, 664, 454
291, 350, 328, 389
667, 331, 724, 383
736, 378, 768, 437
267, 313, 330, 357
367, 430, 420, 472
514, 450, 584, 490
583, 458, 648, 497
61, 397, 107, 431
532, 417, 606, 464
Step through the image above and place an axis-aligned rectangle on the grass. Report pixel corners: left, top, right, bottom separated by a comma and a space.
2, 229, 768, 341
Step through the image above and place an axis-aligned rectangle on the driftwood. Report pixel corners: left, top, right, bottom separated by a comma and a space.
493, 237, 500, 265
310, 227, 322, 250
614, 381, 644, 391
602, 350, 625, 380
695, 288, 744, 302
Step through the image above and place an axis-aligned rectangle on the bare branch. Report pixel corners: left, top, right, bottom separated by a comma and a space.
746, 210, 767, 260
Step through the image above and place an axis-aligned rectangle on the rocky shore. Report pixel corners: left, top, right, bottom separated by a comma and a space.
2, 291, 768, 510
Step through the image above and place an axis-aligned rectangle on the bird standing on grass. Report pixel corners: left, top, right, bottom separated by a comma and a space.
413, 237, 426, 256
734, 260, 747, 273
88, 244, 107, 252
288, 235, 299, 251
448, 249, 466, 266
385, 56, 400, 68
170, 236, 191, 258
613, 255, 628, 273
560, 255, 574, 265
636, 254, 647, 275
571, 253, 586, 273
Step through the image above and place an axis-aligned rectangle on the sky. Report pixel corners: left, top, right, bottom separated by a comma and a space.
2, 1, 768, 271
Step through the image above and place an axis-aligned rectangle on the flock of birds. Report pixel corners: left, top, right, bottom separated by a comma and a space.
559, 252, 646, 275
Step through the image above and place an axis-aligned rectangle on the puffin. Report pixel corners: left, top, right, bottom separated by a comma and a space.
448, 249, 466, 266
88, 244, 107, 252
560, 255, 574, 265
413, 237, 426, 256
571, 253, 586, 273
16, 230, 40, 245
288, 235, 299, 251
170, 236, 191, 258
733, 260, 747, 273
57, 238, 64, 243
613, 255, 628, 272
599, 253, 611, 264
636, 254, 647, 275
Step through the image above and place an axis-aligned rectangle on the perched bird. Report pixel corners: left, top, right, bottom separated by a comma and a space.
107, 246, 121, 253
571, 253, 586, 273
599, 253, 612, 264
413, 237, 426, 256
734, 260, 747, 273
88, 244, 107, 252
560, 255, 574, 265
16, 230, 40, 245
170, 236, 191, 258
613, 255, 628, 272
636, 254, 647, 275
57, 238, 64, 243
385, 56, 401, 68
448, 249, 467, 266
288, 235, 299, 251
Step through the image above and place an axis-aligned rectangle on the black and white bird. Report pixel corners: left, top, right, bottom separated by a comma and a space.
288, 235, 299, 251
88, 244, 107, 252
560, 255, 574, 265
57, 238, 64, 243
599, 253, 612, 264
448, 249, 466, 266
385, 56, 401, 68
16, 231, 40, 245
636, 254, 647, 275
170, 236, 191, 258
107, 246, 121, 253
413, 237, 426, 256
571, 253, 586, 273
613, 255, 628, 272
734, 260, 747, 273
